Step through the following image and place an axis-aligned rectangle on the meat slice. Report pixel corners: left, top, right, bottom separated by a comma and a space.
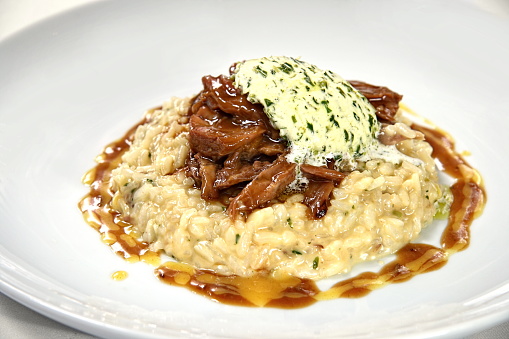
201, 75, 280, 139
303, 180, 335, 219
202, 75, 264, 121
227, 158, 296, 219
349, 80, 403, 124
196, 156, 219, 200
214, 160, 272, 189
300, 164, 346, 182
300, 164, 346, 219
189, 115, 265, 160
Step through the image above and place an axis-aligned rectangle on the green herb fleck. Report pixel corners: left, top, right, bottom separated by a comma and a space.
392, 210, 403, 218
321, 100, 332, 113
235, 233, 240, 244
303, 71, 314, 86
307, 122, 314, 132
313, 257, 319, 269
255, 65, 267, 77
279, 62, 294, 74
292, 250, 302, 255
354, 144, 361, 157
264, 98, 274, 107
329, 115, 339, 127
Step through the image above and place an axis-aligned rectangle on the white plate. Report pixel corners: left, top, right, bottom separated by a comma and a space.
1, 0, 509, 338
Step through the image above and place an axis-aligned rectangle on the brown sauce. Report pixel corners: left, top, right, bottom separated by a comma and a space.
79, 109, 486, 309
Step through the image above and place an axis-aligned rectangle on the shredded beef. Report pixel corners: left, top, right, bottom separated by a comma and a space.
349, 80, 403, 124
227, 156, 297, 219
186, 72, 402, 219
187, 74, 288, 216
300, 164, 347, 182
303, 180, 335, 219
189, 114, 266, 160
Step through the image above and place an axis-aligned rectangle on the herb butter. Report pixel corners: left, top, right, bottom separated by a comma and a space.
233, 56, 422, 170
233, 56, 380, 167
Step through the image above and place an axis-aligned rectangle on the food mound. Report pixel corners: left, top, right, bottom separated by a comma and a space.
105, 56, 451, 280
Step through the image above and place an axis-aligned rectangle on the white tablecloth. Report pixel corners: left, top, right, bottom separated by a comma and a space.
1, 0, 508, 338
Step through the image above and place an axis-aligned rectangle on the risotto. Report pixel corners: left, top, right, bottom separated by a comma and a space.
80, 57, 485, 307
110, 96, 441, 279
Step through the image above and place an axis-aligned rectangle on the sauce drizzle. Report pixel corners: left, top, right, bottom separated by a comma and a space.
79, 110, 485, 309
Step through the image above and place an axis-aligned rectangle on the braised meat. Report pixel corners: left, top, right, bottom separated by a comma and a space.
349, 80, 402, 124
187, 74, 289, 217
186, 73, 402, 219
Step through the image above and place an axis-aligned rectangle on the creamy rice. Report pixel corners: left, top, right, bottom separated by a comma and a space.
110, 97, 441, 280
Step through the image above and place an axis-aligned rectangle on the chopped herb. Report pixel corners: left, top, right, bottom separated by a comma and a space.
313, 257, 319, 269
329, 115, 339, 127
255, 65, 267, 77
292, 250, 302, 255
354, 144, 361, 157
264, 98, 274, 107
303, 71, 314, 86
307, 122, 314, 132
318, 80, 328, 89
279, 62, 294, 74
291, 115, 297, 123
287, 217, 293, 228
392, 210, 403, 218
321, 100, 332, 113
235, 234, 240, 244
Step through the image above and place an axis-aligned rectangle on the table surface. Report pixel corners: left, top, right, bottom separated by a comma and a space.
1, 0, 509, 338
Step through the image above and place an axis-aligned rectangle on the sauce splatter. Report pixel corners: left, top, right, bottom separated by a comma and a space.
111, 270, 129, 281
